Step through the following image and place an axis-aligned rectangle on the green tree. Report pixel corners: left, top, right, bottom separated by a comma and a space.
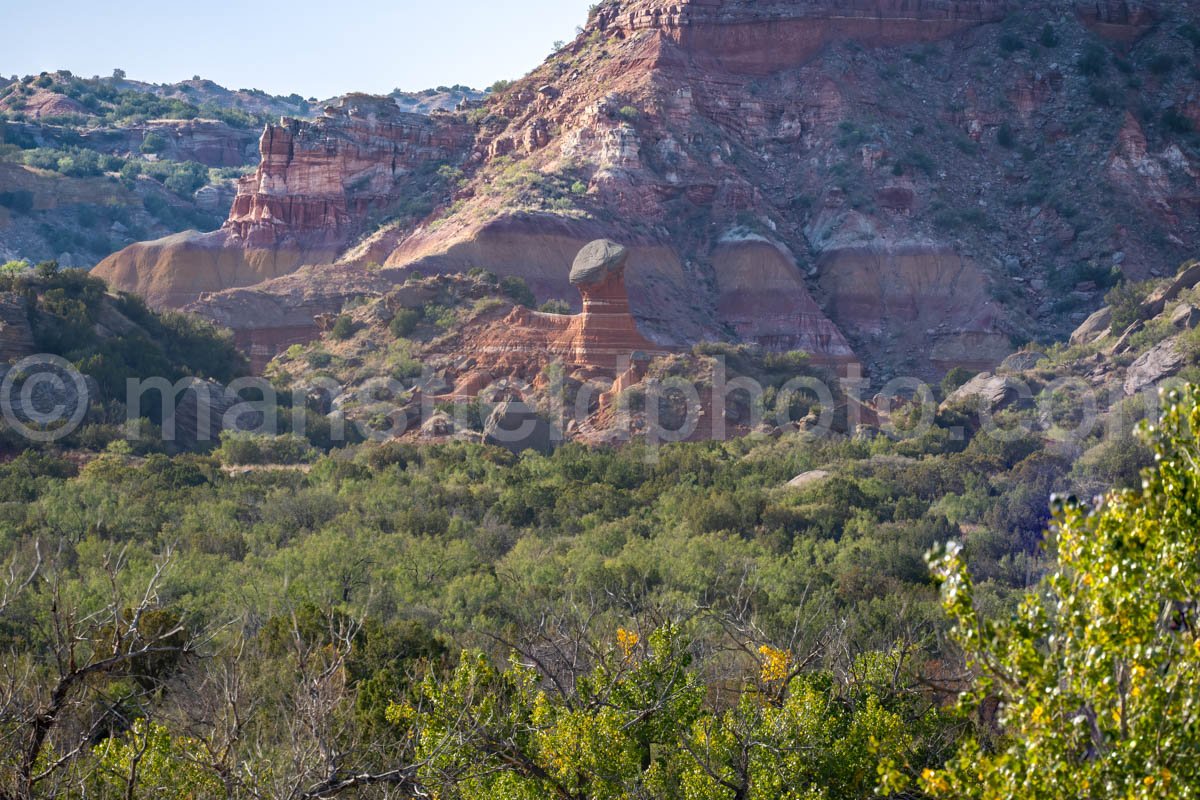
139, 131, 168, 154
925, 385, 1200, 799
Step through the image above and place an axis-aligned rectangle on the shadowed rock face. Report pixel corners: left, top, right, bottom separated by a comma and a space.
1075, 0, 1158, 41
0, 294, 35, 363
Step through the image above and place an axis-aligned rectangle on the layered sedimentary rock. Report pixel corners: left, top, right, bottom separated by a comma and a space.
712, 236, 856, 370
225, 96, 470, 247
597, 0, 1015, 74
95, 95, 472, 307
817, 244, 1010, 376
556, 239, 672, 369
1075, 0, 1158, 41
0, 293, 35, 363
95, 0, 1200, 382
466, 240, 673, 380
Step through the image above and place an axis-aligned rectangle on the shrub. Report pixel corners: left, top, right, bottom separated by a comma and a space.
539, 299, 571, 315
940, 367, 975, 400
1148, 53, 1175, 76
162, 161, 208, 196
55, 148, 102, 177
998, 33, 1024, 54
500, 275, 535, 308
1039, 24, 1060, 48
1105, 279, 1154, 334
0, 189, 33, 213
996, 123, 1015, 148
1077, 43, 1108, 77
1162, 108, 1193, 134
389, 308, 422, 338
1181, 23, 1200, 49
330, 314, 355, 340
217, 431, 317, 466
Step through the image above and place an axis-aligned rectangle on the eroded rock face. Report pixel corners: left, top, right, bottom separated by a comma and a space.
597, 0, 1014, 74
465, 240, 673, 379
713, 236, 857, 370
94, 230, 339, 310
225, 97, 470, 248
1125, 337, 1185, 396
0, 293, 35, 364
817, 244, 1009, 379
1076, 0, 1158, 41
96, 95, 473, 308
93, 0, 1200, 383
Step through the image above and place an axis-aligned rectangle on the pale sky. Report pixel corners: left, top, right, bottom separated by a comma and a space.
2, 0, 596, 98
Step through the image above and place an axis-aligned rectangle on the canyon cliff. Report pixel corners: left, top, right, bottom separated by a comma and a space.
95, 0, 1199, 382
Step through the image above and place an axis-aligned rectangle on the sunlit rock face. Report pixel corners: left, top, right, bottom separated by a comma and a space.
95, 0, 1200, 381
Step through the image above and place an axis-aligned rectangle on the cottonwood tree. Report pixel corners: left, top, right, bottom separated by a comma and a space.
924, 386, 1200, 799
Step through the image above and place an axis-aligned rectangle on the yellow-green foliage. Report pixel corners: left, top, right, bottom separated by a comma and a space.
927, 385, 1200, 799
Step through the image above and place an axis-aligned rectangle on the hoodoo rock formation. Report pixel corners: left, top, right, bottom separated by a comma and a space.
458, 240, 674, 387
95, 0, 1200, 382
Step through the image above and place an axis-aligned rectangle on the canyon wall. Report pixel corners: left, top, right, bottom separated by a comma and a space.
95, 95, 473, 307
92, 0, 1200, 383
597, 0, 1015, 73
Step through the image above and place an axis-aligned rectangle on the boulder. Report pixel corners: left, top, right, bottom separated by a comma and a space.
1171, 304, 1200, 330
1109, 321, 1146, 355
420, 412, 455, 437
569, 240, 629, 286
1124, 338, 1186, 396
1070, 306, 1113, 346
787, 469, 830, 489
1141, 261, 1200, 319
998, 350, 1048, 374
942, 373, 1028, 414
483, 401, 557, 455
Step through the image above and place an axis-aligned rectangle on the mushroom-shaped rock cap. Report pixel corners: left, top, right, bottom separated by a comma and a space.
570, 240, 629, 286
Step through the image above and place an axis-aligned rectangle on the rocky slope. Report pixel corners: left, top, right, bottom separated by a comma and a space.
0, 73, 482, 268
96, 0, 1200, 383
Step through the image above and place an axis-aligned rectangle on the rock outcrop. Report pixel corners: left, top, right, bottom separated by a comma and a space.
0, 293, 35, 363
597, 0, 1015, 74
817, 244, 1009, 378
942, 372, 1028, 413
95, 95, 473, 307
93, 0, 1200, 383
1125, 337, 1185, 396
1075, 0, 1158, 41
461, 240, 675, 382
483, 401, 558, 454
224, 96, 470, 248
